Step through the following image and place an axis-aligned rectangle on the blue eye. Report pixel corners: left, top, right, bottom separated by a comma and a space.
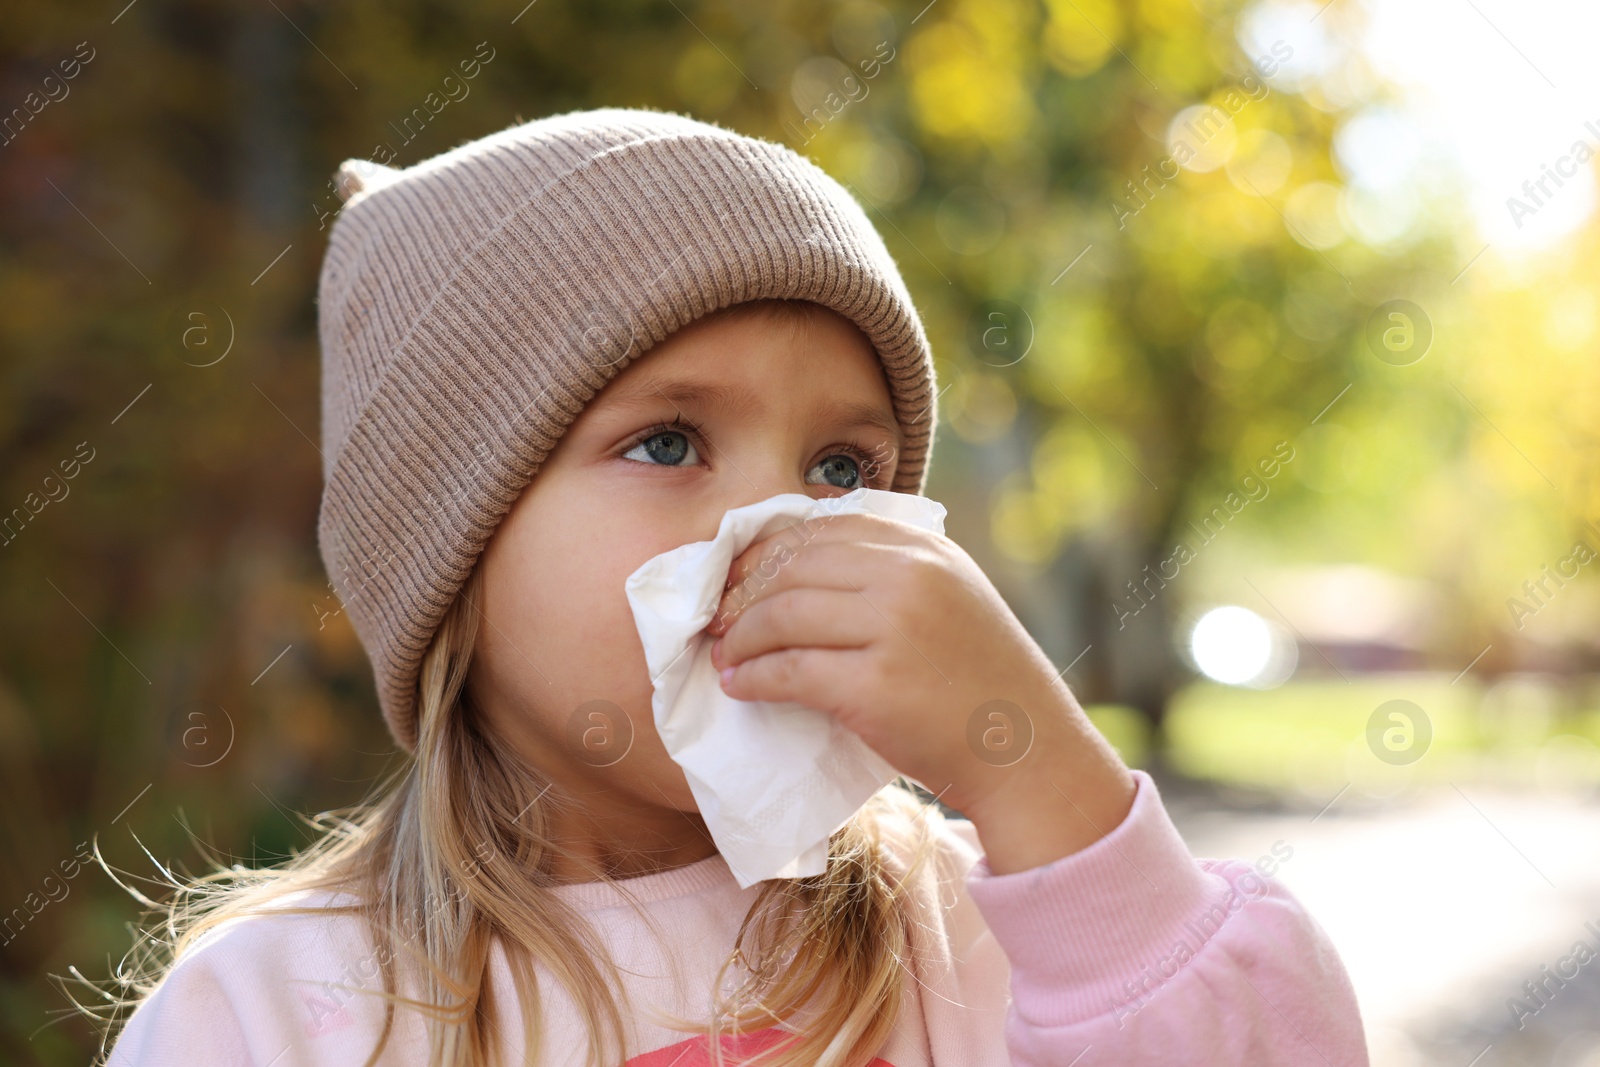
622, 425, 701, 467
806, 453, 863, 489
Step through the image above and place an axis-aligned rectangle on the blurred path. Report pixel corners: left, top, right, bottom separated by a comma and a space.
1159, 778, 1600, 1067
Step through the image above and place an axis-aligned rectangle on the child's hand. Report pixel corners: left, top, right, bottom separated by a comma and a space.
704, 513, 1137, 873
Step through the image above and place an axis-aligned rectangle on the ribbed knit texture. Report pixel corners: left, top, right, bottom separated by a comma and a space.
314, 107, 939, 751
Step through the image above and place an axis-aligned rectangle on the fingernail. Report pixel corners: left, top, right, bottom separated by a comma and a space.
720, 666, 736, 688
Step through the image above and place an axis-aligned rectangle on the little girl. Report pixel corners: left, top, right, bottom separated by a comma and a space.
100, 107, 1368, 1067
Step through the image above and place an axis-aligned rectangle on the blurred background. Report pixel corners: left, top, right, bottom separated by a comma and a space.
4, 0, 1599, 1063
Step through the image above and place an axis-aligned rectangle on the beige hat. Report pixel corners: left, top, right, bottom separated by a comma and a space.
316, 107, 939, 752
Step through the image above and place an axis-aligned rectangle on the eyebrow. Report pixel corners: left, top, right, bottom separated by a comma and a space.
603, 376, 905, 452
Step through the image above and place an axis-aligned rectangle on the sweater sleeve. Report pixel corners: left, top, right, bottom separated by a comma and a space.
103, 892, 411, 1067
958, 769, 1369, 1066
104, 940, 258, 1067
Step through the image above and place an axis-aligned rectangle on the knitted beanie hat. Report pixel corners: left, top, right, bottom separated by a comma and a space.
316, 106, 939, 753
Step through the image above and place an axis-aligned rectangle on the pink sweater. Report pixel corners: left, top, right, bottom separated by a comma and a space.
106, 770, 1368, 1065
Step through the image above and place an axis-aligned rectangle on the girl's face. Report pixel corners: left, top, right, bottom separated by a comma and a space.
467, 302, 905, 871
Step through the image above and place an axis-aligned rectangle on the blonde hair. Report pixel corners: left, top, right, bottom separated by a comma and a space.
82, 560, 947, 1067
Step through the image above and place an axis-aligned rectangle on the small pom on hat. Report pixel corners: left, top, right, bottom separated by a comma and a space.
333, 159, 403, 204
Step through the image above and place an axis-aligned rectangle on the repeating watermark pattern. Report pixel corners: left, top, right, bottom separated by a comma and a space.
967, 300, 1034, 368
303, 890, 475, 1037
311, 41, 498, 231
964, 699, 1034, 767
1113, 442, 1296, 630
1109, 840, 1296, 1027
1505, 118, 1600, 230
378, 42, 497, 158
175, 706, 236, 769
0, 841, 95, 948
1506, 539, 1596, 630
564, 699, 634, 768
1112, 41, 1293, 230
304, 774, 561, 1035
564, 296, 637, 369
1365, 699, 1431, 766
289, 772, 533, 1033
311, 581, 347, 632
712, 449, 900, 630
1, 441, 97, 549
1, 41, 96, 149
781, 40, 898, 148
315, 273, 652, 632
321, 527, 440, 625
162, 299, 235, 368
1506, 920, 1600, 1030
1364, 299, 1432, 366
315, 483, 481, 630
318, 209, 791, 635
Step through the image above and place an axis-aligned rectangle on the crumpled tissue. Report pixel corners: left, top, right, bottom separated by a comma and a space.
623, 486, 949, 888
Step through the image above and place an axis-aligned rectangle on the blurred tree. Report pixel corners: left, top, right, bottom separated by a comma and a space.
790, 0, 1466, 750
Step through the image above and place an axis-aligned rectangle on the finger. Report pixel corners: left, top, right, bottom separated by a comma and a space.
719, 644, 868, 715
713, 586, 879, 670
708, 539, 924, 636
725, 511, 933, 592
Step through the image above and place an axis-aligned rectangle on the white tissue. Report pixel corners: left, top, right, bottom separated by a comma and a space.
623, 486, 949, 888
